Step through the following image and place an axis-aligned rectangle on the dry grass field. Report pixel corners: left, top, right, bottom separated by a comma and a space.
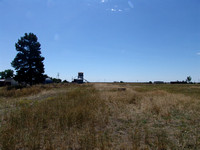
0, 83, 200, 149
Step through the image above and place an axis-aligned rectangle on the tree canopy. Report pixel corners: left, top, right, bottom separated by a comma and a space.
186, 76, 192, 83
11, 33, 45, 85
0, 69, 14, 79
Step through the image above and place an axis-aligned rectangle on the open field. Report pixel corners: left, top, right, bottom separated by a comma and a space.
0, 83, 200, 149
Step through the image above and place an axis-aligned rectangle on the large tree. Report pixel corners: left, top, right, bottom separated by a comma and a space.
11, 33, 45, 85
0, 69, 14, 79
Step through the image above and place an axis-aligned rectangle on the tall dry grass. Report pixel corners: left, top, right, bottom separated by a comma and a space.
94, 83, 200, 149
0, 83, 200, 149
0, 84, 109, 149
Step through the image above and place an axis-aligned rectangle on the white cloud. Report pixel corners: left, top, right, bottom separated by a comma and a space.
128, 1, 134, 8
197, 52, 200, 55
111, 8, 123, 12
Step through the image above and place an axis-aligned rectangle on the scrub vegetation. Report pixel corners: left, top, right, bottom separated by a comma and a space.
0, 83, 200, 149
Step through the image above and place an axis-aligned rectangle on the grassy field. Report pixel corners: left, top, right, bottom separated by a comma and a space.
0, 83, 200, 149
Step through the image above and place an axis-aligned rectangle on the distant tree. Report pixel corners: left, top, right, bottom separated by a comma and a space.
0, 69, 14, 79
186, 76, 192, 83
52, 78, 62, 83
63, 80, 69, 83
11, 33, 45, 85
43, 74, 49, 79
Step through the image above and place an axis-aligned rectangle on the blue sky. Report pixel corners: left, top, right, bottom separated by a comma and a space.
0, 0, 200, 82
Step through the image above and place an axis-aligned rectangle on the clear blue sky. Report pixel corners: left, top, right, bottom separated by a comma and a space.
0, 0, 200, 82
